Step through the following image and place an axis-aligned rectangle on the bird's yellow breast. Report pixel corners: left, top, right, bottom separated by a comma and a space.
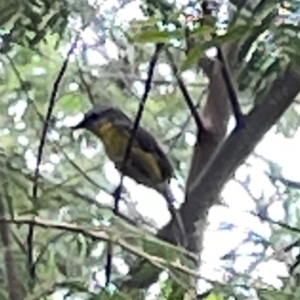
96, 123, 128, 160
95, 122, 163, 183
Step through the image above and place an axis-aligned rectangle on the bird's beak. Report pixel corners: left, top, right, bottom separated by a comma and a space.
70, 119, 86, 130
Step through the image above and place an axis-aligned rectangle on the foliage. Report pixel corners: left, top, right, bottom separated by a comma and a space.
0, 0, 300, 299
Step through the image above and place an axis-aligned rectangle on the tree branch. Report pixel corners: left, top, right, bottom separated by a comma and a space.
122, 45, 233, 289
123, 64, 300, 288
119, 1, 298, 290
182, 65, 300, 251
186, 44, 233, 193
0, 198, 25, 300
28, 35, 79, 287
0, 215, 200, 280
165, 49, 205, 134
106, 43, 163, 286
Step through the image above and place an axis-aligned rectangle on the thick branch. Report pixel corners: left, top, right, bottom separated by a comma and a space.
0, 199, 25, 300
123, 45, 233, 289
186, 44, 232, 194
181, 65, 300, 248
188, 65, 299, 200
123, 65, 300, 289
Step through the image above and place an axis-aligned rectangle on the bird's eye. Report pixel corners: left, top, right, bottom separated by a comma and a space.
86, 112, 98, 121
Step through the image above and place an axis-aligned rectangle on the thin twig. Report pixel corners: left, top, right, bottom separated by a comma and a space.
53, 142, 107, 191
216, 47, 244, 129
165, 49, 205, 134
28, 35, 80, 288
66, 189, 155, 229
105, 43, 163, 287
43, 165, 100, 192
1, 215, 201, 279
253, 211, 300, 234
166, 90, 207, 151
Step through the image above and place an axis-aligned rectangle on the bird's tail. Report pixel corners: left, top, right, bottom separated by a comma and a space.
158, 185, 187, 247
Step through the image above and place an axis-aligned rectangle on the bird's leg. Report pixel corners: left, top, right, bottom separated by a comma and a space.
112, 184, 128, 213
113, 185, 122, 202
106, 184, 127, 286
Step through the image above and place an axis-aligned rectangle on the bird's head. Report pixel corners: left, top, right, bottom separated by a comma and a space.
71, 105, 129, 132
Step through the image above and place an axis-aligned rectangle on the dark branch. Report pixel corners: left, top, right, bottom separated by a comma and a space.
268, 174, 300, 190
201, 1, 244, 128
114, 43, 163, 211
253, 212, 300, 234
165, 49, 205, 135
28, 35, 79, 288
216, 47, 244, 128
186, 65, 300, 224
123, 64, 300, 289
105, 43, 163, 287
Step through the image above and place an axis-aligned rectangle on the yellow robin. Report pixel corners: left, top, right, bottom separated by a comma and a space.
72, 105, 186, 250
72, 105, 186, 286
71, 105, 175, 199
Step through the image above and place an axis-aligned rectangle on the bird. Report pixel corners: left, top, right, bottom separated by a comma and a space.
71, 105, 175, 199
71, 105, 186, 284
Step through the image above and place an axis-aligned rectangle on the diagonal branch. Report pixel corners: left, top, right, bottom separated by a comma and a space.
179, 65, 300, 254
122, 47, 233, 289
0, 215, 200, 280
28, 35, 80, 287
123, 64, 300, 289
106, 43, 163, 286
114, 43, 163, 211
165, 49, 205, 134
216, 46, 244, 128
186, 43, 233, 192
187, 65, 300, 202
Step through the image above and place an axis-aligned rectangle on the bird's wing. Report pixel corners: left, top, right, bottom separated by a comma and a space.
113, 120, 174, 181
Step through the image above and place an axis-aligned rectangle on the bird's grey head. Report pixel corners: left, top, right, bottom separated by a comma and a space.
71, 105, 127, 130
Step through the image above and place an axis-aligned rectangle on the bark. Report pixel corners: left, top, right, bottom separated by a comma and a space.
122, 43, 233, 288
0, 198, 26, 300
122, 65, 300, 289
122, 0, 300, 290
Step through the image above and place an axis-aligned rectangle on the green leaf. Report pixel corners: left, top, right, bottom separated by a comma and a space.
204, 292, 225, 300
0, 1, 21, 27
238, 11, 276, 62
181, 40, 213, 71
